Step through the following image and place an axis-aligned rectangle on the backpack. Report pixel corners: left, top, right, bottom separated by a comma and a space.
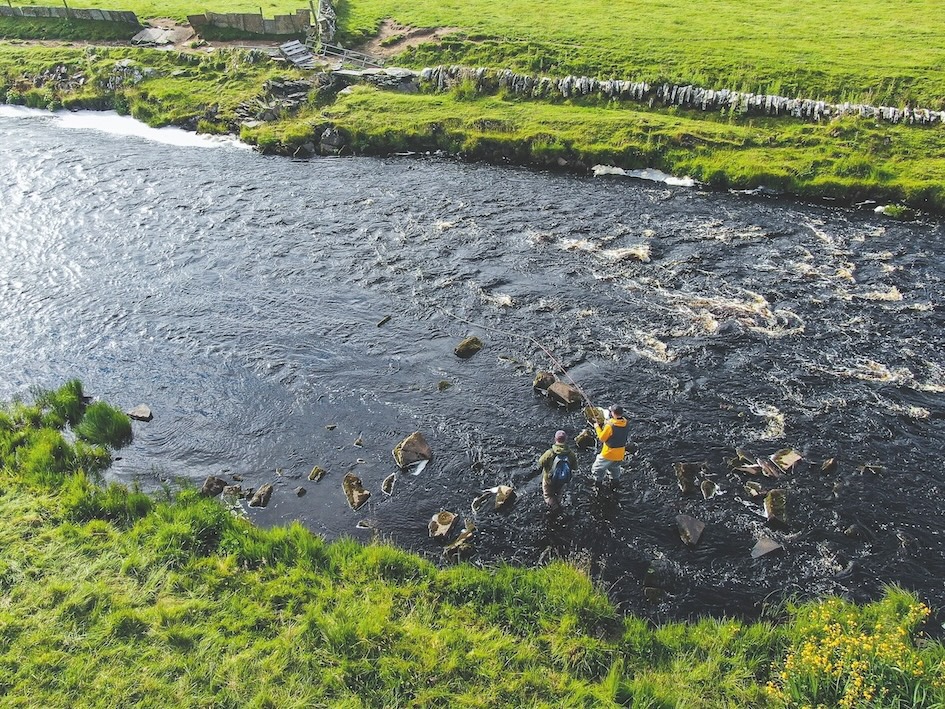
550, 453, 573, 485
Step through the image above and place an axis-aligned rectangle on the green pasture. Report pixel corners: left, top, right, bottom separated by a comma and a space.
6, 0, 945, 106
1, 381, 943, 707
4, 0, 295, 23
338, 0, 945, 107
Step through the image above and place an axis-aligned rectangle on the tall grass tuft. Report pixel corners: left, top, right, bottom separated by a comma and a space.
33, 379, 86, 429
16, 427, 75, 488
61, 472, 153, 526
73, 401, 132, 449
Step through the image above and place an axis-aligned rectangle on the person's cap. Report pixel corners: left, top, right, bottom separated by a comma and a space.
554, 430, 567, 442
610, 405, 624, 416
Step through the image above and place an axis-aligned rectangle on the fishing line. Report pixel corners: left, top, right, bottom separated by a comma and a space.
443, 308, 597, 410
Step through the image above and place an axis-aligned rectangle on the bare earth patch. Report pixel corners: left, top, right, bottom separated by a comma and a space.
356, 18, 458, 60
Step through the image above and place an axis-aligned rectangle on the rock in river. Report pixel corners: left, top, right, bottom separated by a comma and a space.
676, 514, 706, 547
249, 483, 274, 508
200, 475, 227, 497
428, 510, 457, 538
392, 431, 432, 468
126, 404, 153, 421
454, 336, 484, 359
342, 473, 370, 510
546, 381, 583, 408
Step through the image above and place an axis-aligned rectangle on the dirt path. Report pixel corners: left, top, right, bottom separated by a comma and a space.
354, 18, 457, 60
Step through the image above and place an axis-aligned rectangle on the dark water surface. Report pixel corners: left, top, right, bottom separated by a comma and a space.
2, 108, 944, 623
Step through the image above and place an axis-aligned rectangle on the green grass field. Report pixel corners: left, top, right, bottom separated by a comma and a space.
9, 0, 945, 107
1, 382, 944, 707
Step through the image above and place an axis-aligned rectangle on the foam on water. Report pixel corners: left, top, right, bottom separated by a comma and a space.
1, 105, 249, 149
593, 164, 698, 187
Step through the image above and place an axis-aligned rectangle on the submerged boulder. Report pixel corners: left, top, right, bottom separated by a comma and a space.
342, 472, 371, 510
700, 479, 719, 499
532, 371, 556, 391
249, 483, 274, 508
382, 473, 396, 496
674, 462, 703, 494
676, 514, 706, 547
392, 431, 433, 468
771, 448, 802, 473
454, 336, 483, 359
574, 428, 596, 449
743, 480, 765, 498
443, 520, 475, 559
494, 485, 516, 510
751, 538, 783, 559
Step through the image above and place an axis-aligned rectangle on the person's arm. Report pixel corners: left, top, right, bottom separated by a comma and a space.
595, 422, 612, 443
568, 450, 578, 470
537, 448, 552, 472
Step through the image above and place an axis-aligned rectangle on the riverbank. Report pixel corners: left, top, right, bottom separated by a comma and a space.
2, 41, 944, 213
2, 382, 943, 706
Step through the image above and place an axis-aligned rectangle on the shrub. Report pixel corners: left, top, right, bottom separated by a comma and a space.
73, 401, 132, 449
768, 588, 944, 708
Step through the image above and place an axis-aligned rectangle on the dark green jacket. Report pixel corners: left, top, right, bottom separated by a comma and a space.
538, 443, 578, 484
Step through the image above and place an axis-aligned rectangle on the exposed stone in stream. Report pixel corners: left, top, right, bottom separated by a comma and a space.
676, 514, 706, 547
249, 483, 274, 508
200, 475, 227, 497
428, 510, 457, 538
342, 473, 370, 510
392, 431, 433, 468
454, 336, 483, 359
126, 404, 153, 421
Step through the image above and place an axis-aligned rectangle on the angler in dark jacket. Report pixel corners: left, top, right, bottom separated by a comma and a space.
538, 430, 578, 512
591, 405, 630, 492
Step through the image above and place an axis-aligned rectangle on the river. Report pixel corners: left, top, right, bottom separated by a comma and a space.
2, 106, 943, 624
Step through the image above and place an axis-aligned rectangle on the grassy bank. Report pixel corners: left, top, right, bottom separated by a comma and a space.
3, 44, 945, 211
246, 86, 945, 209
3, 382, 945, 706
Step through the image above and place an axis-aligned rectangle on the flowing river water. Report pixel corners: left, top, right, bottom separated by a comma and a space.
2, 107, 944, 624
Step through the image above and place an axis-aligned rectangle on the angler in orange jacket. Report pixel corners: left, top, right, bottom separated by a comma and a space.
591, 405, 630, 491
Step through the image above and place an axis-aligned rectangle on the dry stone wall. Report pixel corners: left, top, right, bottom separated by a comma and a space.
420, 65, 945, 126
0, 5, 138, 24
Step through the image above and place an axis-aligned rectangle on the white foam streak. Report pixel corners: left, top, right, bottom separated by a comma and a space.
592, 164, 697, 187
1, 106, 249, 150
